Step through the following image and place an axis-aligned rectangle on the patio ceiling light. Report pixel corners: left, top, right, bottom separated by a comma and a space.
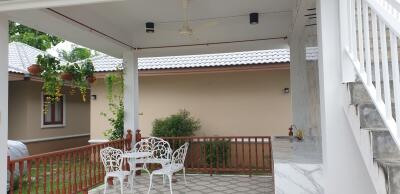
146, 22, 155, 33
250, 13, 259, 25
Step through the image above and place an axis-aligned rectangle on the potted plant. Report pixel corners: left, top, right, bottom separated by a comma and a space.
27, 64, 42, 76
60, 64, 77, 81
36, 54, 63, 105
82, 60, 96, 83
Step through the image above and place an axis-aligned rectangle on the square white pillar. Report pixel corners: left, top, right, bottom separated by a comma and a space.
123, 50, 139, 137
0, 14, 8, 193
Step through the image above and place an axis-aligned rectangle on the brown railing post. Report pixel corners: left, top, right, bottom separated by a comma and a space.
126, 129, 133, 151
135, 129, 142, 176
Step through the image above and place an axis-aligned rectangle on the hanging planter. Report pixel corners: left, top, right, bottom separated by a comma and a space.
27, 64, 42, 75
60, 72, 73, 81
82, 60, 95, 84
36, 54, 63, 105
60, 64, 78, 81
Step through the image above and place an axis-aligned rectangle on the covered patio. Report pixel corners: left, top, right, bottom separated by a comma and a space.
1, 0, 324, 193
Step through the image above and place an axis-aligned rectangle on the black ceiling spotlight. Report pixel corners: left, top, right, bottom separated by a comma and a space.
250, 13, 259, 25
146, 22, 155, 33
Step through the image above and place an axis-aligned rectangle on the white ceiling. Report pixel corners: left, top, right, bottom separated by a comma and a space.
6, 0, 295, 57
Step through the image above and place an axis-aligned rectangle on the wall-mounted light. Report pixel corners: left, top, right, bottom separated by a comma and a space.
146, 22, 155, 33
250, 13, 259, 25
23, 73, 31, 81
283, 88, 290, 94
91, 95, 97, 100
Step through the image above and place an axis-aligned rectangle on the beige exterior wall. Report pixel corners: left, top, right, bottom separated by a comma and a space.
8, 81, 90, 153
91, 68, 292, 139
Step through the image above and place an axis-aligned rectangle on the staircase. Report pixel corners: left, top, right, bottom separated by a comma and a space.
346, 82, 400, 193
340, 0, 400, 193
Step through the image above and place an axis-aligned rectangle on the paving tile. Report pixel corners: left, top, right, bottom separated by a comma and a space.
89, 174, 274, 194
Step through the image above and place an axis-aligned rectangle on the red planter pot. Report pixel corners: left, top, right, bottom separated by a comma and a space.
60, 72, 73, 81
27, 64, 42, 75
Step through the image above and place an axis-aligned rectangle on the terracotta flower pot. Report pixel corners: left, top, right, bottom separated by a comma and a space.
27, 64, 42, 75
60, 72, 73, 81
86, 75, 96, 84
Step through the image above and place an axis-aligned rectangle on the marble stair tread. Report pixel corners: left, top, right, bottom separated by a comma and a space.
364, 128, 400, 159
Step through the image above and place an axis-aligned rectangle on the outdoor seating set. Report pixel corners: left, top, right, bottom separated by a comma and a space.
100, 137, 189, 194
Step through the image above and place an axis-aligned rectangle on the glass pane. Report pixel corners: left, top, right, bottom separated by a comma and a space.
54, 101, 62, 122
44, 109, 52, 123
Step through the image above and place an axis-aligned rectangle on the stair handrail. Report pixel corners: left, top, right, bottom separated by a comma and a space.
340, 0, 400, 148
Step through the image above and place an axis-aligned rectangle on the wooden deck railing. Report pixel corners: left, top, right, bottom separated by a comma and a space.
7, 130, 133, 194
144, 136, 272, 175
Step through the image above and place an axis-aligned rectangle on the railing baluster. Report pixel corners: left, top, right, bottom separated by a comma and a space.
389, 32, 400, 129
372, 12, 382, 101
379, 20, 393, 118
9, 161, 15, 194
248, 137, 252, 176
242, 137, 245, 171
357, 0, 365, 71
235, 137, 238, 170
255, 137, 258, 172
262, 138, 266, 172
350, 0, 358, 56
35, 159, 39, 194
49, 157, 53, 194
18, 161, 23, 194
27, 160, 32, 194
62, 154, 66, 194
363, 2, 372, 84
56, 155, 60, 194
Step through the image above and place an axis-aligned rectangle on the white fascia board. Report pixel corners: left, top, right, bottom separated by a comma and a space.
6, 9, 128, 58
0, 0, 125, 12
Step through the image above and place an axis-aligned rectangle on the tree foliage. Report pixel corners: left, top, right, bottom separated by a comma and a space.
9, 21, 63, 51
59, 46, 92, 62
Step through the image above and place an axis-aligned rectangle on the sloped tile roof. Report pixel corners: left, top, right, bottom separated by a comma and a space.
93, 49, 290, 72
8, 42, 47, 74
8, 42, 292, 74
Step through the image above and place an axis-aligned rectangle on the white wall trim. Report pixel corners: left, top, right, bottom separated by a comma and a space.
19, 133, 90, 144
0, 0, 124, 12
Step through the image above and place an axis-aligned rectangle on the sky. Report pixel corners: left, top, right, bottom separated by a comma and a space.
46, 41, 75, 57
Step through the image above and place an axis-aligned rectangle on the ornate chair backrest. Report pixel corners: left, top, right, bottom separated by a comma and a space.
170, 142, 189, 170
100, 147, 124, 173
134, 137, 172, 160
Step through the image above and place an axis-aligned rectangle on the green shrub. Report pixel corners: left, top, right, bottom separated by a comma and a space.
151, 110, 200, 137
204, 140, 230, 167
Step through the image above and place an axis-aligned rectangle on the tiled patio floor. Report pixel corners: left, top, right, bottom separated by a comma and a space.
89, 174, 274, 194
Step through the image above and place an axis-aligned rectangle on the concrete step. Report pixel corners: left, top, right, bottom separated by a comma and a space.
349, 82, 395, 105
359, 104, 385, 128
364, 128, 400, 194
375, 158, 400, 194
366, 129, 400, 159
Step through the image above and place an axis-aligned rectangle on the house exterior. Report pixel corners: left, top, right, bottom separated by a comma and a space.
7, 42, 90, 154
2, 0, 400, 193
90, 50, 292, 139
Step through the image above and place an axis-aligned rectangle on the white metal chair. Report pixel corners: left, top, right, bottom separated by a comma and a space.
127, 137, 172, 176
100, 147, 133, 194
147, 142, 189, 194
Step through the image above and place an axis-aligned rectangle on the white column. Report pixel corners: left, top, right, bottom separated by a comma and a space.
0, 14, 8, 193
123, 50, 139, 137
290, 33, 310, 130
318, 0, 376, 193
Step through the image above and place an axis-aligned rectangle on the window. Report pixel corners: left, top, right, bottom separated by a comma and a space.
42, 94, 65, 127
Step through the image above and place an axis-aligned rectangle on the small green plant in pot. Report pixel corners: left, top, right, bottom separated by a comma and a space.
60, 64, 78, 81
82, 60, 96, 83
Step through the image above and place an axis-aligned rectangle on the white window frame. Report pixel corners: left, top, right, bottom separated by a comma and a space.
41, 92, 66, 128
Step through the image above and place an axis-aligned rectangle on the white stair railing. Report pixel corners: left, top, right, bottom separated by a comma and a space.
340, 0, 400, 148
